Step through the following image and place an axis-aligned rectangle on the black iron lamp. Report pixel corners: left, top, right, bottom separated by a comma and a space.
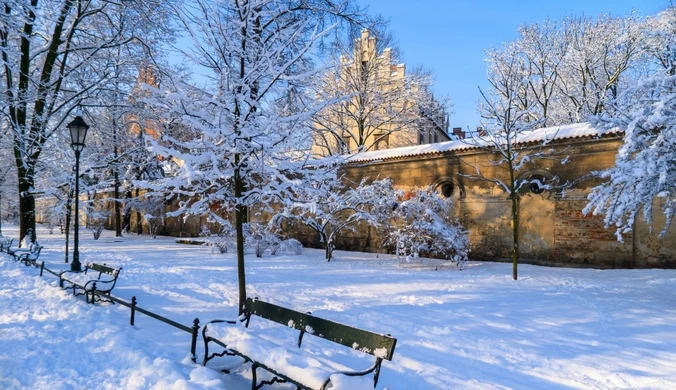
67, 116, 89, 272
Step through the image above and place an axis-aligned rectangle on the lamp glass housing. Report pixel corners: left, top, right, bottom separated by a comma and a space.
68, 116, 89, 152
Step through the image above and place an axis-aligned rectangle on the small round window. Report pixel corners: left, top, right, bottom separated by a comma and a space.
439, 182, 454, 198
529, 177, 546, 194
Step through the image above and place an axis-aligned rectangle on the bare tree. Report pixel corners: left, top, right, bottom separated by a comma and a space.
558, 14, 644, 121
464, 52, 570, 280
486, 13, 645, 129
515, 20, 569, 126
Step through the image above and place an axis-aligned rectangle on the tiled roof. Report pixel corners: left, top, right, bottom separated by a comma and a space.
347, 122, 621, 163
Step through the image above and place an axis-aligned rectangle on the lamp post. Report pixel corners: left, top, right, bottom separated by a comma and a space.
68, 116, 89, 272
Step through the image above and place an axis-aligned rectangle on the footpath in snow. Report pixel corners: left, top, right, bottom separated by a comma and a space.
1, 224, 676, 389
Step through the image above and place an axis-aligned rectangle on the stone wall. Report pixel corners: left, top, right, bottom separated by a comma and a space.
35, 134, 675, 268
340, 136, 676, 268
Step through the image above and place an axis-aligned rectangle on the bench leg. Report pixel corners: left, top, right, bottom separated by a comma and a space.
373, 357, 383, 388
202, 341, 210, 366
251, 363, 258, 390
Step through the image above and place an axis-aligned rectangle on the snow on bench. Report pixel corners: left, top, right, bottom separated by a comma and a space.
202, 298, 396, 389
60, 263, 121, 304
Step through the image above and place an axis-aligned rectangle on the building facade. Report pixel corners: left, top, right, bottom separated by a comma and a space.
312, 30, 449, 157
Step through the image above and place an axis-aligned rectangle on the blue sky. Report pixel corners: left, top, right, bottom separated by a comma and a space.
356, 0, 667, 131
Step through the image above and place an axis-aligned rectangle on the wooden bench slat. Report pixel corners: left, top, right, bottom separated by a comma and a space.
87, 263, 118, 276
204, 298, 397, 389
246, 298, 397, 361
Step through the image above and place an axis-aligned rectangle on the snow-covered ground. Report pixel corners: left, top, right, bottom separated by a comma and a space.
1, 224, 675, 389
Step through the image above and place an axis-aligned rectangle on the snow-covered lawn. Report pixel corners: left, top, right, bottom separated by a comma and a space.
1, 224, 675, 389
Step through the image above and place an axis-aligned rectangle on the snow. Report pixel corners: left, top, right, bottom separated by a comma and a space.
60, 263, 118, 287
347, 122, 621, 163
206, 323, 352, 389
2, 223, 676, 389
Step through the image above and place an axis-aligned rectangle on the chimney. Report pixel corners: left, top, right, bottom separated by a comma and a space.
452, 127, 465, 140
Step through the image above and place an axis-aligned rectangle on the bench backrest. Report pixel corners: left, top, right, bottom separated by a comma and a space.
244, 298, 397, 361
86, 262, 121, 277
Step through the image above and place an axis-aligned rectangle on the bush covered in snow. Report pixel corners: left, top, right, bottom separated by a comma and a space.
244, 222, 281, 257
86, 202, 108, 241
270, 238, 304, 256
201, 222, 304, 257
201, 224, 235, 254
274, 178, 395, 261
385, 187, 469, 265
277, 178, 469, 263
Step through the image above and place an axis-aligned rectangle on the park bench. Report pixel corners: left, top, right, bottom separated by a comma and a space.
202, 298, 397, 390
0, 237, 14, 253
9, 241, 40, 260
16, 244, 43, 267
60, 262, 122, 304
7, 240, 31, 257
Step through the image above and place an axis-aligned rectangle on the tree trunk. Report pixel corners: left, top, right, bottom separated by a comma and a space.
17, 167, 36, 246
114, 177, 122, 237
123, 188, 132, 233
135, 187, 142, 235
511, 194, 520, 280
11, 0, 72, 247
234, 164, 247, 315
113, 112, 122, 237
64, 185, 73, 263
325, 244, 332, 262
322, 232, 333, 262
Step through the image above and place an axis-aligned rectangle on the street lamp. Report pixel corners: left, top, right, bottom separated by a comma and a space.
68, 115, 89, 272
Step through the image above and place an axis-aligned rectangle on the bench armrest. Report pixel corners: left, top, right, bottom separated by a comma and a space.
331, 361, 379, 377
201, 317, 249, 366
58, 271, 84, 289
59, 270, 79, 278
202, 318, 241, 338
321, 360, 381, 390
83, 278, 115, 290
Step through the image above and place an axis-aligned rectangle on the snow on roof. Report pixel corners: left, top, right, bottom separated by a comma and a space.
347, 122, 621, 163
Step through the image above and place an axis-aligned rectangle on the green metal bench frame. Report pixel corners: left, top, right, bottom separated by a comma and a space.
202, 298, 397, 390
16, 245, 43, 267
60, 262, 122, 304
0, 237, 14, 253
8, 241, 37, 258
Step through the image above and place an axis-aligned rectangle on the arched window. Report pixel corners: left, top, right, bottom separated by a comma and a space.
516, 169, 559, 195
433, 178, 465, 199
439, 182, 454, 198
528, 176, 546, 194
